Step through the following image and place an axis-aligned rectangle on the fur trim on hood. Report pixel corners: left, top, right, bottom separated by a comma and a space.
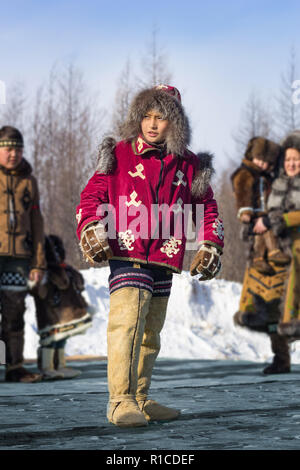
191, 152, 215, 198
244, 136, 281, 164
281, 130, 300, 153
119, 88, 191, 157
96, 137, 117, 174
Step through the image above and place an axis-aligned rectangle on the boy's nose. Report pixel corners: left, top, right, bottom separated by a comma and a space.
150, 118, 157, 128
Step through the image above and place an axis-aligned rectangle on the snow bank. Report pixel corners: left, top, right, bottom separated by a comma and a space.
24, 267, 300, 363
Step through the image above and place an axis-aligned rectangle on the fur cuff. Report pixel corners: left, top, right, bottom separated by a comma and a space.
277, 321, 300, 339
96, 136, 117, 174
191, 152, 215, 198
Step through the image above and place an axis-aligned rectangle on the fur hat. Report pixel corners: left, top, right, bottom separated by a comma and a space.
119, 84, 191, 156
244, 136, 281, 164
281, 130, 300, 153
0, 126, 24, 148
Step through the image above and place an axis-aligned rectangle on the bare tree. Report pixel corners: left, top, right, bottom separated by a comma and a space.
137, 26, 172, 88
30, 62, 105, 268
0, 80, 28, 141
274, 47, 300, 140
111, 58, 134, 139
232, 90, 274, 159
215, 168, 247, 283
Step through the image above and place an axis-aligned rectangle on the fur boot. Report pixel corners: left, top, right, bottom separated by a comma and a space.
55, 348, 81, 379
264, 230, 291, 265
136, 296, 180, 421
39, 347, 64, 380
263, 333, 291, 374
5, 365, 41, 383
106, 286, 152, 427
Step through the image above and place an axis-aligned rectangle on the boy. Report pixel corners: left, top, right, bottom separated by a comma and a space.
76, 85, 224, 427
231, 136, 290, 274
0, 126, 46, 382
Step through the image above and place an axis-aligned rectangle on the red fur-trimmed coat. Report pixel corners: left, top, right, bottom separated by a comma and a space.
76, 136, 224, 273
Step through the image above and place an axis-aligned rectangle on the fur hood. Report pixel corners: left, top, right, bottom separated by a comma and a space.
281, 130, 300, 152
96, 137, 214, 199
119, 87, 191, 157
244, 136, 281, 165
191, 151, 215, 198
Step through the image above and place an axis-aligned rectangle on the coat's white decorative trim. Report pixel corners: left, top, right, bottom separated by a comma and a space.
118, 230, 135, 251
160, 237, 182, 258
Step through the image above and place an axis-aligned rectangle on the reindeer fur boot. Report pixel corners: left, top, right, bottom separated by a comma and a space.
106, 286, 152, 427
136, 296, 181, 422
55, 348, 81, 379
39, 347, 64, 380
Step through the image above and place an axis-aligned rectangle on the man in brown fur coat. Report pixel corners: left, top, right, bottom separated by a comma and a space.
0, 126, 46, 382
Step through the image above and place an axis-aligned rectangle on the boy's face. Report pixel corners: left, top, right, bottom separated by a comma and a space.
252, 157, 269, 171
141, 109, 169, 144
0, 146, 23, 170
284, 148, 300, 177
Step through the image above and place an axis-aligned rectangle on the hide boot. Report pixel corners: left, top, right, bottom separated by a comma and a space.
264, 230, 291, 266
106, 286, 152, 427
55, 348, 81, 379
136, 296, 181, 422
1, 290, 41, 383
263, 333, 291, 374
39, 347, 64, 380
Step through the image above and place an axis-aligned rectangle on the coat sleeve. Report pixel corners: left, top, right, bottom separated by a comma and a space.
76, 171, 110, 240
30, 176, 47, 270
191, 184, 224, 252
232, 168, 255, 218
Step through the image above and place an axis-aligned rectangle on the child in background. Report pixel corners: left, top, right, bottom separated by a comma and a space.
0, 126, 46, 382
231, 136, 290, 274
32, 235, 93, 380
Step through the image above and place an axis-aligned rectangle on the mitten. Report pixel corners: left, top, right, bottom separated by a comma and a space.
190, 244, 222, 281
80, 221, 113, 264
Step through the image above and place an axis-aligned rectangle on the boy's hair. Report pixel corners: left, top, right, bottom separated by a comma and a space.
120, 86, 191, 156
0, 126, 24, 148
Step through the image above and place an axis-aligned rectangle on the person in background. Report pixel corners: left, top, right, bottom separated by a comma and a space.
0, 126, 46, 383
232, 136, 291, 374
232, 136, 290, 275
259, 130, 300, 373
31, 234, 93, 380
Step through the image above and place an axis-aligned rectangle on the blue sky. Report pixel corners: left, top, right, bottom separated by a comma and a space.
1, 0, 300, 171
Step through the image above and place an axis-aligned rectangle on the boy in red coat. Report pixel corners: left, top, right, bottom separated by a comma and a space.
76, 85, 224, 427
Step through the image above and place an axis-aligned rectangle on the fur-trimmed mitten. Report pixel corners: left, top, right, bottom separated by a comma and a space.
190, 244, 222, 281
79, 222, 113, 264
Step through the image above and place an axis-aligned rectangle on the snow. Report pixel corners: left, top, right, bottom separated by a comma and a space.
23, 267, 300, 363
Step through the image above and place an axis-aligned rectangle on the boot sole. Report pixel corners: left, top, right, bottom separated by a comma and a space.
108, 419, 148, 428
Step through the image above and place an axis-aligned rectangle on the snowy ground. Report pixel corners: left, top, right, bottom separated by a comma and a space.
24, 267, 300, 364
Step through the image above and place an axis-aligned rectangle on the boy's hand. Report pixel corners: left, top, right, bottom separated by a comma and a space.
240, 213, 251, 223
80, 222, 113, 264
190, 244, 222, 281
28, 269, 45, 290
253, 217, 267, 234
